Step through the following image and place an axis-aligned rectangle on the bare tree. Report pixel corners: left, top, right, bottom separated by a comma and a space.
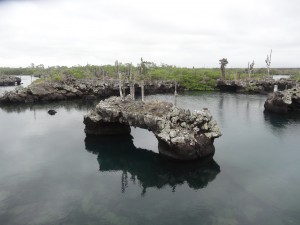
219, 58, 228, 80
265, 49, 272, 76
234, 72, 237, 80
140, 58, 146, 102
174, 80, 178, 106
101, 66, 105, 81
115, 60, 124, 99
30, 63, 35, 82
35, 64, 45, 78
247, 60, 255, 78
136, 57, 153, 101
128, 63, 136, 100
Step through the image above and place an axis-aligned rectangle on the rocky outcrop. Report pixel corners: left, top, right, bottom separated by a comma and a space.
264, 87, 300, 114
217, 79, 299, 94
0, 75, 21, 86
48, 109, 57, 115
83, 96, 221, 160
0, 78, 180, 104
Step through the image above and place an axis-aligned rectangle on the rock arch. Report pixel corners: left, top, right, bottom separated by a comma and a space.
84, 96, 221, 160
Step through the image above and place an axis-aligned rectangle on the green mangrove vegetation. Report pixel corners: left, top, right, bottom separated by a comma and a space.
1, 63, 300, 91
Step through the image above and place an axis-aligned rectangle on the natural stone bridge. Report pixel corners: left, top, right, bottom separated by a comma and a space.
83, 96, 222, 160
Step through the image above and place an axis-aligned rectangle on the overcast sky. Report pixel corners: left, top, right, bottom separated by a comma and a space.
0, 0, 299, 68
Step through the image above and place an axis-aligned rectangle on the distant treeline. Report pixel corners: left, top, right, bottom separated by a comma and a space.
0, 67, 35, 75
1, 63, 300, 91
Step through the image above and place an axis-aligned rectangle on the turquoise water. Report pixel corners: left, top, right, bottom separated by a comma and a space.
0, 92, 299, 225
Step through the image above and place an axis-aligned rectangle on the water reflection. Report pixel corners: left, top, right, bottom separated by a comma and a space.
0, 100, 97, 114
217, 93, 224, 124
85, 135, 220, 195
264, 111, 300, 130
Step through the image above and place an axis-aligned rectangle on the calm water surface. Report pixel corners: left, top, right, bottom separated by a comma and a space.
0, 92, 300, 225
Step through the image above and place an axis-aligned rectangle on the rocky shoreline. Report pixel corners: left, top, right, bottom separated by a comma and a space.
0, 78, 180, 104
84, 96, 221, 160
217, 78, 299, 94
0, 75, 21, 86
264, 87, 300, 114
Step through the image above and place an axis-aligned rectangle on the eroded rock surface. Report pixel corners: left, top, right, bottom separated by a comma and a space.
217, 79, 299, 94
0, 78, 179, 104
84, 96, 222, 160
264, 87, 300, 114
0, 76, 21, 86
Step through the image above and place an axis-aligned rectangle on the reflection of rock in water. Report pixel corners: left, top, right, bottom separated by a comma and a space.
0, 100, 97, 114
264, 111, 300, 129
85, 135, 220, 194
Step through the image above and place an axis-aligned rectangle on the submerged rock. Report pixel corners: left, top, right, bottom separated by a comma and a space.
83, 96, 222, 160
0, 76, 21, 86
48, 109, 57, 115
264, 87, 300, 114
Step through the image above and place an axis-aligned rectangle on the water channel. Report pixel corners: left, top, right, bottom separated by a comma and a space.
0, 89, 299, 225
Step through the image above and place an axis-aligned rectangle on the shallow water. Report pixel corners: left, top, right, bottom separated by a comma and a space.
0, 92, 299, 225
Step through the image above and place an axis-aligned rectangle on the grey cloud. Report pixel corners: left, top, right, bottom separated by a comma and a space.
0, 0, 300, 67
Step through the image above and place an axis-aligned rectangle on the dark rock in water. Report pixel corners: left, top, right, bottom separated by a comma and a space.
0, 78, 181, 104
83, 96, 222, 160
0, 76, 21, 86
264, 87, 300, 114
216, 79, 299, 94
48, 109, 57, 115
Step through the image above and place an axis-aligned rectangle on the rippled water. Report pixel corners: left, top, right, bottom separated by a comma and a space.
0, 92, 299, 225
